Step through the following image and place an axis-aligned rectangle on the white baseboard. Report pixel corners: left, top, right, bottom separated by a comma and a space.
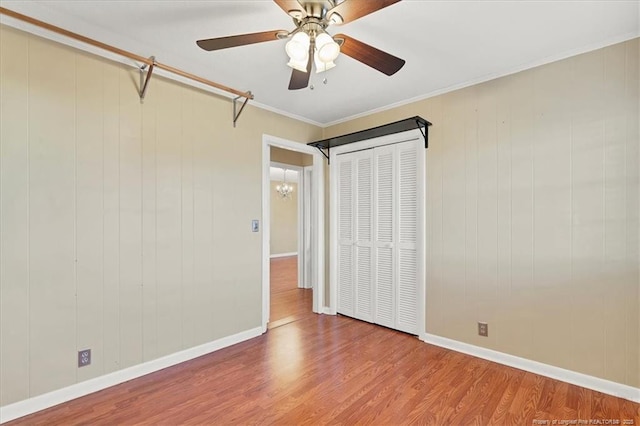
322, 307, 337, 315
269, 252, 298, 259
421, 333, 640, 403
0, 326, 264, 424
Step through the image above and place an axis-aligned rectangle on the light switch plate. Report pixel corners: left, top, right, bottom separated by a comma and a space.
251, 220, 259, 232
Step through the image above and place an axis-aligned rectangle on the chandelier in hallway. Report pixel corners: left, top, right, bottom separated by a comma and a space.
276, 168, 294, 200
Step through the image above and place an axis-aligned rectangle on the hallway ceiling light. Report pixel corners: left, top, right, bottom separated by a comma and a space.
276, 169, 294, 200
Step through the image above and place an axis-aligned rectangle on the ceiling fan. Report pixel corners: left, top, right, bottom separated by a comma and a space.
196, 0, 405, 90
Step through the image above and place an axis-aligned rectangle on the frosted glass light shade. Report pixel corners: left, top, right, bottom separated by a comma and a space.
285, 32, 310, 61
287, 57, 309, 72
315, 32, 340, 63
314, 52, 336, 73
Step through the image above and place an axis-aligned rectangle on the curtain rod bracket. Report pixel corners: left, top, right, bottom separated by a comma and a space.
232, 92, 251, 128
139, 56, 156, 103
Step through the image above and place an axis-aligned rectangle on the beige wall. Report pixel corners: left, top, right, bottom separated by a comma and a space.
325, 39, 640, 388
270, 181, 298, 255
270, 147, 311, 255
0, 25, 322, 406
271, 146, 312, 167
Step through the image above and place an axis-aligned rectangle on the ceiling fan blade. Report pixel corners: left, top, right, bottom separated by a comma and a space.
273, 0, 307, 18
288, 68, 311, 90
288, 48, 314, 90
197, 30, 284, 51
335, 34, 405, 76
326, 0, 401, 25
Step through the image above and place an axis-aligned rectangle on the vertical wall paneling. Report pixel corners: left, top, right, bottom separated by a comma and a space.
475, 81, 498, 349
464, 88, 479, 342
155, 80, 183, 356
425, 96, 443, 334
440, 92, 466, 338
28, 37, 77, 396
569, 48, 606, 378
495, 77, 512, 355
0, 27, 30, 406
118, 68, 143, 369
531, 58, 573, 368
602, 43, 629, 384
76, 54, 106, 383
181, 89, 196, 349
141, 68, 158, 362
504, 71, 535, 360
623, 39, 639, 387
102, 61, 121, 374
192, 93, 214, 345
208, 98, 238, 339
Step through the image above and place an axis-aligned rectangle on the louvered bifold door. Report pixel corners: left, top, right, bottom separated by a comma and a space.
395, 141, 419, 334
354, 151, 374, 322
373, 146, 395, 329
337, 155, 355, 317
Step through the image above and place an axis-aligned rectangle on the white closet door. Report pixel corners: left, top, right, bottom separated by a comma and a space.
333, 132, 423, 336
354, 151, 374, 322
373, 146, 395, 329
395, 142, 419, 334
337, 156, 355, 317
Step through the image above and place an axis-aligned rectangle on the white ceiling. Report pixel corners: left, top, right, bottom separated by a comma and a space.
1, 0, 638, 126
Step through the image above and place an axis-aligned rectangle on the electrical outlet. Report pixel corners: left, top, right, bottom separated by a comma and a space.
78, 349, 91, 367
478, 322, 488, 337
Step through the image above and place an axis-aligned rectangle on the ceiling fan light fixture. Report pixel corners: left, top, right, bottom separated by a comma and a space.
328, 12, 343, 25
315, 32, 340, 63
285, 31, 310, 61
314, 52, 336, 73
288, 10, 304, 20
287, 57, 309, 72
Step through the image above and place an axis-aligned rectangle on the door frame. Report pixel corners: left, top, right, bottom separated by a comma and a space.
302, 165, 313, 289
329, 129, 426, 336
262, 134, 325, 332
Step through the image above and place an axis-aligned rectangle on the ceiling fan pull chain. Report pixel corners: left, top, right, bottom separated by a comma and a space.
323, 61, 328, 85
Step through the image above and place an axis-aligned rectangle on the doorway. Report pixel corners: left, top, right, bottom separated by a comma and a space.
269, 159, 311, 328
261, 135, 325, 332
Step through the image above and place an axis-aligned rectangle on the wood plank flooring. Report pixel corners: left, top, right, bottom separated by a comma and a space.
7, 257, 639, 425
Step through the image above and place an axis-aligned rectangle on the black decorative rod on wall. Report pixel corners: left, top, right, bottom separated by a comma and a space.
308, 116, 432, 164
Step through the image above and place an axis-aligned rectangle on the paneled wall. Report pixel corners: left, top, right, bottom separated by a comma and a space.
0, 25, 322, 406
324, 38, 639, 388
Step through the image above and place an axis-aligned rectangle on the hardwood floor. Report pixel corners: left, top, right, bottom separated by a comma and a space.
7, 259, 639, 425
